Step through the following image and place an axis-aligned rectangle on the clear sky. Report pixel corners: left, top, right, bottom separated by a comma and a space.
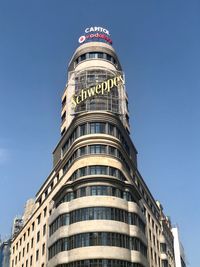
0, 0, 199, 266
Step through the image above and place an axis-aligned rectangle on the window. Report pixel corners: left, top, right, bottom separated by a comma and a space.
162, 260, 168, 267
36, 250, 39, 261
38, 197, 42, 205
79, 146, 87, 156
31, 238, 34, 248
153, 235, 156, 246
43, 207, 47, 217
43, 224, 46, 236
89, 165, 107, 175
89, 52, 96, 59
27, 243, 29, 253
90, 122, 106, 134
106, 54, 111, 61
89, 145, 106, 154
160, 243, 167, 253
37, 231, 40, 242
149, 229, 152, 241
30, 255, 33, 266
151, 248, 153, 259
37, 215, 41, 225
61, 127, 66, 136
62, 96, 66, 107
108, 146, 116, 156
42, 243, 45, 255
32, 222, 35, 231
108, 123, 115, 135
79, 167, 86, 177
61, 111, 66, 122
79, 124, 87, 136
157, 240, 159, 251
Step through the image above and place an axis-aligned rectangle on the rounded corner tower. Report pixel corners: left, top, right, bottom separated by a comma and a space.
50, 27, 148, 267
60, 27, 130, 138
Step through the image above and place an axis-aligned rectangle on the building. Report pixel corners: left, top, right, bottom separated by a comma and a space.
12, 218, 23, 239
0, 239, 11, 267
10, 27, 177, 267
172, 227, 187, 267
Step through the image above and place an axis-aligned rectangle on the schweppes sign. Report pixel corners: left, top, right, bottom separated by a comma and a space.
72, 74, 124, 108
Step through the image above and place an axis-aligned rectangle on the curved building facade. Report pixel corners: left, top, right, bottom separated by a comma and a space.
10, 27, 176, 267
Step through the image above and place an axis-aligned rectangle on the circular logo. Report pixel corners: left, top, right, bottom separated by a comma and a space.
78, 35, 86, 43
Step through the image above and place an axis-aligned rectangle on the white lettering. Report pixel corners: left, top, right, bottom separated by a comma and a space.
84, 26, 110, 36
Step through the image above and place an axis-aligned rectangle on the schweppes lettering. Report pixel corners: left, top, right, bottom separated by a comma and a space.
72, 75, 124, 108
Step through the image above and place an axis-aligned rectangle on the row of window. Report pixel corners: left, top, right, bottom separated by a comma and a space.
56, 259, 144, 267
68, 165, 126, 182
136, 180, 160, 221
61, 122, 130, 158
75, 97, 120, 114
60, 122, 159, 225
48, 232, 147, 259
55, 185, 136, 208
12, 208, 47, 254
74, 70, 118, 89
62, 144, 130, 174
149, 228, 160, 252
74, 52, 117, 66
49, 207, 145, 236
12, 244, 45, 267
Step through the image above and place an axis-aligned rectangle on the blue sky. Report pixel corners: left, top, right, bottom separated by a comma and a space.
0, 0, 199, 266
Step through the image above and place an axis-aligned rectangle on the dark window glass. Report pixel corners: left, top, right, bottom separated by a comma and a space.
49, 207, 145, 236
48, 233, 147, 260
79, 124, 87, 136
79, 167, 87, 176
90, 122, 106, 134
81, 54, 86, 61
79, 146, 87, 156
97, 52, 103, 58
89, 145, 106, 154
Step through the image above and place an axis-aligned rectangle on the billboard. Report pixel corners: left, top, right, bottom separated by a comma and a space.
78, 26, 112, 45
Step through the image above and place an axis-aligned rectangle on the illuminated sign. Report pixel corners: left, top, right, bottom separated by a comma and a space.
85, 27, 110, 36
78, 26, 112, 45
72, 75, 124, 108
